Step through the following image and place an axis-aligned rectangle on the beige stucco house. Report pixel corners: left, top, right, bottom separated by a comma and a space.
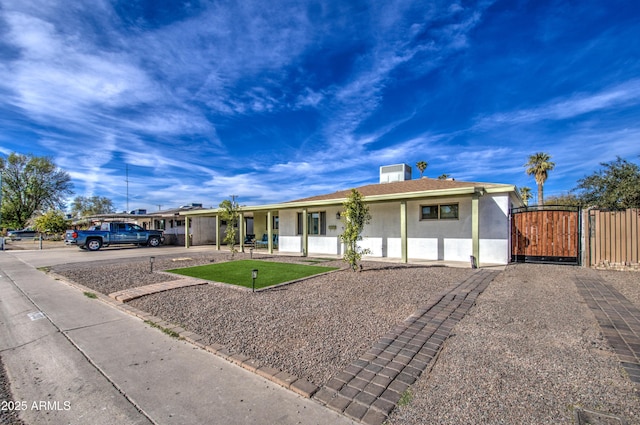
180, 165, 523, 266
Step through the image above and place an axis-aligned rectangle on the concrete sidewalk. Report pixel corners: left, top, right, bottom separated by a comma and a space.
0, 252, 354, 425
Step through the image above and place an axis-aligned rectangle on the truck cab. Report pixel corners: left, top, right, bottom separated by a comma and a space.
65, 222, 164, 251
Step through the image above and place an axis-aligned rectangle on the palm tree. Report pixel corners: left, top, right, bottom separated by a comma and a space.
518, 186, 533, 206
524, 152, 555, 206
437, 173, 450, 180
416, 161, 428, 178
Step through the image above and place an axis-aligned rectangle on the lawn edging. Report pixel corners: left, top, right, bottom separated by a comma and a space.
251, 267, 345, 292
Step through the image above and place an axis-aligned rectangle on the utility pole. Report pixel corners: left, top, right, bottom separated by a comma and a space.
125, 165, 129, 212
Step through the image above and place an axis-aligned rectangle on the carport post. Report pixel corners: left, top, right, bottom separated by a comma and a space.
267, 211, 273, 254
239, 213, 245, 253
400, 200, 408, 263
215, 215, 220, 251
302, 208, 308, 257
185, 217, 190, 248
472, 191, 481, 267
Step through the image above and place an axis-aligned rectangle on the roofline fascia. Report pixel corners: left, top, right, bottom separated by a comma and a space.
180, 185, 516, 216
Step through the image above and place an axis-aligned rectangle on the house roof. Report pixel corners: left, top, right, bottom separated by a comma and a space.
289, 178, 512, 203
180, 177, 520, 216
153, 205, 205, 216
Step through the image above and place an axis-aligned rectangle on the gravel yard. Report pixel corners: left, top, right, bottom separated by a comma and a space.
52, 252, 474, 386
50, 253, 640, 424
387, 263, 640, 425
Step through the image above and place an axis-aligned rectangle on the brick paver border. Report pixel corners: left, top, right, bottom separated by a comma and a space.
109, 278, 209, 302
314, 270, 499, 425
574, 275, 640, 386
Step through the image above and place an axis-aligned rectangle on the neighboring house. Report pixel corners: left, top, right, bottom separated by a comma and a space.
72, 204, 220, 246
149, 204, 219, 246
180, 165, 523, 266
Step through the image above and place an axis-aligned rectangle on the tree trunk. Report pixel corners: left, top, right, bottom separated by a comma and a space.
538, 182, 544, 206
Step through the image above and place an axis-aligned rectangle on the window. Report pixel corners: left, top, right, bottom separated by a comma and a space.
439, 204, 459, 219
420, 203, 459, 220
420, 205, 438, 220
297, 212, 326, 235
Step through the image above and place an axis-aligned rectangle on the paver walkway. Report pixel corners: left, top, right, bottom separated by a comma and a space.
574, 275, 640, 386
313, 269, 499, 425
109, 278, 208, 302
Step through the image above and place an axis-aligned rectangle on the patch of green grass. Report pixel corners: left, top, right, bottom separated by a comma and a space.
83, 291, 98, 299
167, 259, 338, 289
398, 389, 413, 407
144, 320, 182, 339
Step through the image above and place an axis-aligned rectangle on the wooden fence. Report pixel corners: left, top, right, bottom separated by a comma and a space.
586, 208, 640, 270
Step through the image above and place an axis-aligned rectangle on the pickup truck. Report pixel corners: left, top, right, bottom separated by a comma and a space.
65, 222, 164, 251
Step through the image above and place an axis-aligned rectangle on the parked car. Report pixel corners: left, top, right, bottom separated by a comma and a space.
65, 222, 164, 251
7, 229, 38, 240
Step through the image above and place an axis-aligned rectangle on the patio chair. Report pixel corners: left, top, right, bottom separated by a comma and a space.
255, 234, 269, 248
244, 234, 255, 248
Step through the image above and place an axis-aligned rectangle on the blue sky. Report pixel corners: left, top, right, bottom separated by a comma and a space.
1, 0, 639, 212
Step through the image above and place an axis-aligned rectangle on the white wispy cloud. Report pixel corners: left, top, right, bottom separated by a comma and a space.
475, 79, 640, 128
2, 0, 637, 211
293, 1, 494, 174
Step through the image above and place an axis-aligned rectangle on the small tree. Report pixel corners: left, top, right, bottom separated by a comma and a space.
573, 157, 640, 209
416, 161, 428, 178
544, 193, 582, 207
219, 198, 240, 256
0, 153, 73, 229
70, 196, 115, 218
437, 173, 450, 180
518, 186, 533, 206
34, 210, 70, 235
339, 189, 372, 271
524, 152, 555, 206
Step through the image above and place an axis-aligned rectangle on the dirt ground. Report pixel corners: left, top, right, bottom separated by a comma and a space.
1, 238, 66, 250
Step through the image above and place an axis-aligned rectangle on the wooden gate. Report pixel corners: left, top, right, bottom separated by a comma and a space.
511, 206, 581, 264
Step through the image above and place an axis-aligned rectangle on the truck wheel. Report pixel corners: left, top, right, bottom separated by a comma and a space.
147, 236, 161, 247
87, 239, 102, 251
